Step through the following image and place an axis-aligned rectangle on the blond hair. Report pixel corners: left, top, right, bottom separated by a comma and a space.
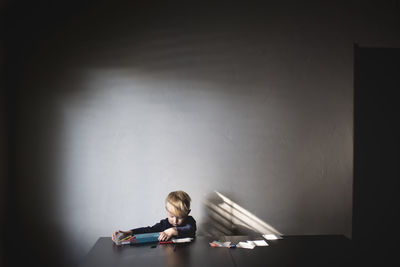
165, 190, 191, 217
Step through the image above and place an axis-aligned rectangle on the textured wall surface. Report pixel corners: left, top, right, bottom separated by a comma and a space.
4, 1, 400, 266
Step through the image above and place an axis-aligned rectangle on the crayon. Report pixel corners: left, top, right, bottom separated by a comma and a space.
159, 241, 173, 244
119, 235, 132, 241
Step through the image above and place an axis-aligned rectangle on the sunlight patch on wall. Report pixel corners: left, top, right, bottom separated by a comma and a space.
202, 191, 282, 237
56, 68, 235, 244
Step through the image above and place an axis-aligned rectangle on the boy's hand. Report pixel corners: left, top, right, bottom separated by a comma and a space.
112, 230, 132, 241
158, 227, 178, 241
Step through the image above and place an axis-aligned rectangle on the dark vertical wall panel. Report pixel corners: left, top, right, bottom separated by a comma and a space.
353, 46, 400, 265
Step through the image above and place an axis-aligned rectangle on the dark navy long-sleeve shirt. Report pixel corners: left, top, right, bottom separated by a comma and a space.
130, 216, 196, 238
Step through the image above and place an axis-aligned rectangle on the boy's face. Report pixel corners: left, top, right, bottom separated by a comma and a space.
166, 202, 187, 227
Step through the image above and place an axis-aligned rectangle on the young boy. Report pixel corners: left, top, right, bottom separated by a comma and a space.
113, 190, 196, 241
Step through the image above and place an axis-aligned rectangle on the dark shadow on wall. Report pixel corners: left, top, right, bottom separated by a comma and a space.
2, 2, 95, 267
198, 191, 283, 238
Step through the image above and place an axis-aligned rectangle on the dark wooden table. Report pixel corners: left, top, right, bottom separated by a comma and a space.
223, 235, 352, 267
77, 235, 353, 267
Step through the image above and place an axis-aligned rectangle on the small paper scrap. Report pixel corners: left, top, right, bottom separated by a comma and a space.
236, 241, 256, 249
172, 238, 193, 243
250, 240, 269, 246
263, 234, 281, 240
209, 241, 233, 248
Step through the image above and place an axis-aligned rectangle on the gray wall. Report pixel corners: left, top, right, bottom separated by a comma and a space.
5, 1, 400, 267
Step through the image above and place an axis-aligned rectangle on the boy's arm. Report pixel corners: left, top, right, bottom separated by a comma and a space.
130, 220, 165, 234
175, 217, 197, 238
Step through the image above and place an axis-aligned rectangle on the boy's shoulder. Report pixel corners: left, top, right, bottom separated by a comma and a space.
186, 215, 196, 224
160, 215, 196, 225
160, 215, 196, 224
